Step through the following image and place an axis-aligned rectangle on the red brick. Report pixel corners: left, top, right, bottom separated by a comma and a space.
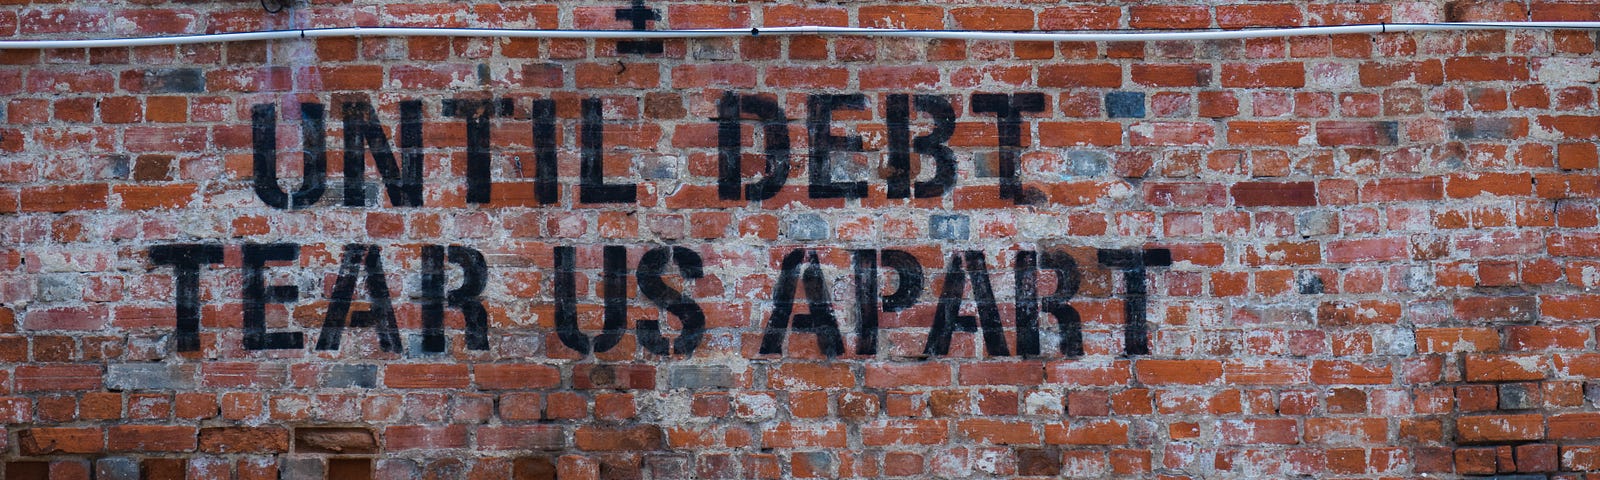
769, 363, 853, 389
1218, 419, 1300, 445
958, 419, 1038, 445
1129, 5, 1210, 29
760, 422, 846, 448
1446, 56, 1530, 81
1134, 360, 1221, 385
959, 361, 1044, 385
1415, 328, 1500, 353
15, 364, 102, 392
950, 7, 1033, 31
18, 428, 105, 455
477, 425, 565, 450
575, 424, 665, 451
107, 426, 196, 452
198, 427, 288, 454
385, 364, 470, 389
385, 425, 469, 450
1231, 181, 1316, 207
474, 364, 560, 390
1226, 121, 1310, 146
1456, 414, 1544, 443
863, 419, 947, 446
1221, 63, 1306, 88
1043, 420, 1128, 445
864, 363, 949, 388
1038, 64, 1122, 88
1464, 354, 1549, 382
20, 184, 110, 212
1547, 413, 1600, 440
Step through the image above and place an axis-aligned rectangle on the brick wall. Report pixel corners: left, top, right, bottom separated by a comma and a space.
5, 0, 1600, 478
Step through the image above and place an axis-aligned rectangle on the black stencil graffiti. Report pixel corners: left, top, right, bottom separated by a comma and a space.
614, 0, 664, 55
851, 249, 925, 355
636, 246, 707, 355
1015, 250, 1083, 357
151, 243, 1170, 359
444, 98, 512, 204
595, 245, 631, 352
241, 243, 307, 350
580, 98, 638, 204
421, 245, 490, 353
251, 103, 327, 209
760, 249, 846, 357
249, 92, 1077, 209
341, 100, 424, 208
924, 251, 1008, 357
807, 94, 870, 199
318, 244, 404, 352
886, 94, 957, 199
1098, 248, 1173, 356
531, 99, 560, 204
716, 93, 791, 202
972, 93, 1046, 203
149, 244, 224, 352
553, 246, 590, 354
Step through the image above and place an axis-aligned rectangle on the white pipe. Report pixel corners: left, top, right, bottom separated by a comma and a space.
1, 22, 1598, 50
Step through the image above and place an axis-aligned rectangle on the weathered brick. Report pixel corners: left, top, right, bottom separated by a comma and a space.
1456, 414, 1545, 443
105, 363, 196, 391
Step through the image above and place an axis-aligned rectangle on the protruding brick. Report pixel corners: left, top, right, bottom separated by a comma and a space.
295, 427, 378, 454
198, 427, 288, 454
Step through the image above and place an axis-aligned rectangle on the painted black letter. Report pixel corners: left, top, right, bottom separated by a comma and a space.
851, 249, 926, 355
241, 243, 306, 350
807, 94, 868, 199
1097, 248, 1173, 356
317, 244, 403, 352
251, 103, 326, 209
342, 100, 423, 207
972, 93, 1045, 203
421, 245, 490, 353
553, 246, 589, 354
716, 93, 791, 202
924, 251, 1009, 357
149, 244, 224, 352
594, 245, 631, 353
1016, 250, 1083, 357
637, 246, 706, 356
531, 99, 559, 204
580, 98, 637, 203
760, 249, 845, 357
886, 95, 957, 199
444, 98, 511, 204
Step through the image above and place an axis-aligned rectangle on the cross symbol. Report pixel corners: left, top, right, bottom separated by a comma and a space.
614, 0, 663, 54
615, 0, 658, 31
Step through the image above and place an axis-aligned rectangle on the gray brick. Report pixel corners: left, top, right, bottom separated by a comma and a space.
144, 68, 206, 93
670, 365, 734, 389
1499, 383, 1539, 410
930, 215, 970, 241
1451, 117, 1515, 140
320, 364, 378, 388
1296, 271, 1324, 295
1106, 91, 1146, 119
94, 457, 139, 480
1068, 150, 1110, 177
35, 275, 81, 302
106, 363, 196, 391
283, 457, 324, 479
783, 214, 829, 241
